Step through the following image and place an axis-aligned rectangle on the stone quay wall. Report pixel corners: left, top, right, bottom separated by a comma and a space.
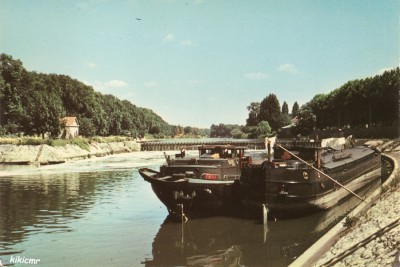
0, 141, 141, 165
291, 139, 400, 267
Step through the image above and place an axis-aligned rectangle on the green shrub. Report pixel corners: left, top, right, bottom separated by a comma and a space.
70, 139, 90, 151
343, 216, 359, 228
21, 138, 45, 146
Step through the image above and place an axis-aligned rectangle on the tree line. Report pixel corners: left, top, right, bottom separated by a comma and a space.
210, 94, 300, 139
1, 53, 397, 140
211, 67, 399, 139
296, 68, 399, 136
0, 54, 175, 138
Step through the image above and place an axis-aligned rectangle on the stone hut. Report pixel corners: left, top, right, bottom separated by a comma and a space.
60, 117, 79, 139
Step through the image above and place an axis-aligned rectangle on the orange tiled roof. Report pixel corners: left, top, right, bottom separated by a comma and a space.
60, 117, 78, 127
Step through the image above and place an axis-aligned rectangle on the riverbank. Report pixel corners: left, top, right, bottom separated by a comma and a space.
291, 139, 400, 267
0, 141, 141, 165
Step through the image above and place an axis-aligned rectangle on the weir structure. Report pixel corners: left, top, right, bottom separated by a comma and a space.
138, 139, 265, 151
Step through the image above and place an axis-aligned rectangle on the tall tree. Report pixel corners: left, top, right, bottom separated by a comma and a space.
259, 94, 284, 131
291, 102, 300, 118
282, 101, 289, 114
246, 102, 260, 126
0, 54, 26, 133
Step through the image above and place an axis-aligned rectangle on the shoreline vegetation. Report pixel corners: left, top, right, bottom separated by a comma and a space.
0, 135, 138, 148
1, 54, 398, 143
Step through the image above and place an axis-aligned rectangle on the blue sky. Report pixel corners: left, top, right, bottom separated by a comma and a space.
1, 0, 398, 128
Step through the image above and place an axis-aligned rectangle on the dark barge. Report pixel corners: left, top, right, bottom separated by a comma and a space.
138, 145, 251, 219
240, 137, 382, 218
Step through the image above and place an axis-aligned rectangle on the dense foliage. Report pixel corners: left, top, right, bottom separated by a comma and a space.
246, 102, 261, 127
259, 94, 289, 131
294, 68, 399, 136
1, 53, 397, 140
210, 122, 273, 139
173, 125, 210, 137
242, 94, 291, 139
291, 102, 300, 117
240, 68, 398, 139
0, 54, 175, 138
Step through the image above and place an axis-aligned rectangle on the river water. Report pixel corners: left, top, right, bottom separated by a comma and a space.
0, 151, 381, 267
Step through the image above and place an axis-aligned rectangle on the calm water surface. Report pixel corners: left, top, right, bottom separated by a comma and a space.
0, 151, 378, 266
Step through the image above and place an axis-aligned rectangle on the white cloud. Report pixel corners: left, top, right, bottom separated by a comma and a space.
84, 61, 97, 68
278, 63, 298, 74
85, 80, 128, 91
245, 72, 269, 80
163, 34, 196, 47
180, 39, 194, 46
105, 80, 128, 88
193, 0, 204, 5
162, 34, 174, 43
143, 80, 159, 88
162, 34, 197, 47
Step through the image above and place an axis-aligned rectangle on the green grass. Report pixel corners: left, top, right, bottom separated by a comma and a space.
0, 136, 135, 151
48, 139, 91, 151
0, 135, 140, 152
89, 136, 130, 143
0, 137, 21, 145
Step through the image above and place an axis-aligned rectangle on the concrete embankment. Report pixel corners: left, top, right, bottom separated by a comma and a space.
0, 141, 141, 165
291, 140, 400, 267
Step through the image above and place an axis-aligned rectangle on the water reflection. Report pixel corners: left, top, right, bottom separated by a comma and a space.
144, 178, 381, 267
0, 167, 134, 256
144, 215, 327, 266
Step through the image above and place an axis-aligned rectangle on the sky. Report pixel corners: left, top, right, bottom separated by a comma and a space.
0, 0, 398, 128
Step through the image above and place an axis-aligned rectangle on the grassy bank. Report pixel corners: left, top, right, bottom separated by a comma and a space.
0, 136, 137, 151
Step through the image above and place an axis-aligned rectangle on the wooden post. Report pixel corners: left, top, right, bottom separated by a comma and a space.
263, 204, 268, 244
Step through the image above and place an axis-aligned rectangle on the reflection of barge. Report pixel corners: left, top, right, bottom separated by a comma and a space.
142, 217, 244, 267
240, 137, 382, 218
138, 145, 250, 219
143, 192, 373, 267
